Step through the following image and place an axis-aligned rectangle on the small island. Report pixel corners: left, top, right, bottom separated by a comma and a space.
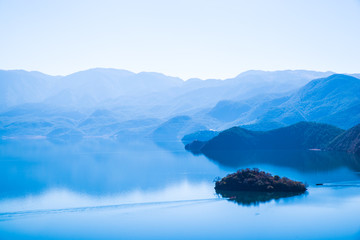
215, 168, 307, 192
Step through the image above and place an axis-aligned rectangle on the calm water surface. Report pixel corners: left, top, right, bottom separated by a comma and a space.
0, 138, 360, 239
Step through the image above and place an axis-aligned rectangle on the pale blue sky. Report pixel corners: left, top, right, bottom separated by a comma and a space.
0, 0, 359, 79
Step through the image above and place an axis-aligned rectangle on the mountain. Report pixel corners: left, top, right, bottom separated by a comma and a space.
0, 70, 58, 110
258, 74, 360, 129
206, 94, 290, 127
113, 118, 162, 140
152, 116, 207, 141
77, 109, 121, 135
208, 101, 252, 122
226, 70, 335, 98
43, 68, 184, 109
0, 103, 85, 137
181, 130, 219, 145
0, 69, 335, 114
206, 74, 360, 130
326, 124, 360, 155
159, 70, 334, 118
0, 69, 355, 140
185, 122, 344, 154
46, 127, 84, 143
0, 68, 184, 110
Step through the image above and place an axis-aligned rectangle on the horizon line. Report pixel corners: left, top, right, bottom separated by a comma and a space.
0, 67, 351, 81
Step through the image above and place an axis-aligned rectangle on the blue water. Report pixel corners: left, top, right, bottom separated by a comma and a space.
1, 138, 360, 239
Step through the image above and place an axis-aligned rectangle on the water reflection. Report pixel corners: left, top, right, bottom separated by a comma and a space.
215, 189, 307, 206
1, 139, 360, 239
2, 138, 360, 199
0, 139, 220, 198
201, 149, 360, 173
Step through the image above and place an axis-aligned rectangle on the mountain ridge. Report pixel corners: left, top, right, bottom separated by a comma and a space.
185, 122, 345, 155
206, 74, 360, 130
326, 124, 360, 155
1, 69, 359, 141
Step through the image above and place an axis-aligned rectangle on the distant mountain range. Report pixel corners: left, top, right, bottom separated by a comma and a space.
0, 68, 183, 111
185, 122, 360, 156
206, 74, 360, 130
256, 74, 360, 129
152, 115, 207, 141
1, 68, 360, 142
0, 68, 335, 111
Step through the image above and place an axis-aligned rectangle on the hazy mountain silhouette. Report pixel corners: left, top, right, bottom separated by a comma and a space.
152, 116, 207, 141
0, 68, 334, 111
0, 103, 85, 137
45, 68, 183, 108
0, 70, 57, 110
259, 74, 360, 129
181, 130, 219, 145
0, 69, 358, 140
206, 74, 360, 130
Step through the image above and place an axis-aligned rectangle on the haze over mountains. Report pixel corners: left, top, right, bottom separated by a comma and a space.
0, 68, 359, 141
0, 69, 335, 110
207, 74, 360, 130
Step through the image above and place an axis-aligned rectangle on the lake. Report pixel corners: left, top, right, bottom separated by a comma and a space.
1, 138, 360, 239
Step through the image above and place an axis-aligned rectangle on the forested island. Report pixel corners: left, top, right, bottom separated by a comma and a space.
215, 168, 307, 192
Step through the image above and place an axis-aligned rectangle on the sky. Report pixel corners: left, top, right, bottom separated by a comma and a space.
0, 0, 360, 80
